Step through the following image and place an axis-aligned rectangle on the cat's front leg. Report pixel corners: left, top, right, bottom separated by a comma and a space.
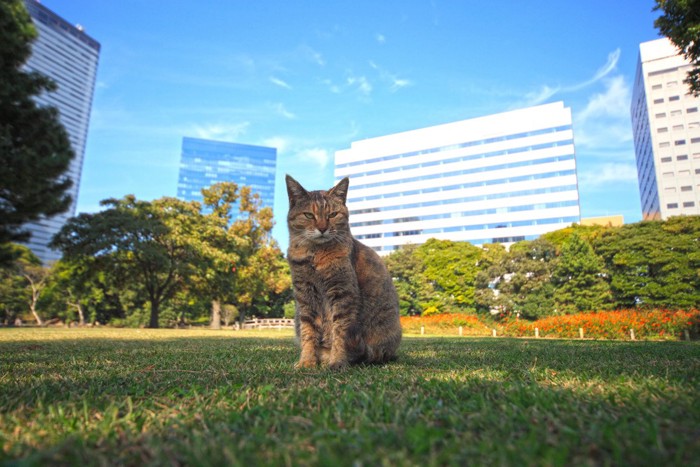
326, 277, 360, 371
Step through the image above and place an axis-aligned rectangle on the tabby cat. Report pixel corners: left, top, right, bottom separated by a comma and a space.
285, 175, 402, 370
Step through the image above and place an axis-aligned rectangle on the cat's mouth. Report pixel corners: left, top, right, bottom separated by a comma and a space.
312, 231, 334, 243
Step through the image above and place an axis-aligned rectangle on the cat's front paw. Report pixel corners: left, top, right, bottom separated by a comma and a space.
295, 358, 317, 369
328, 359, 349, 371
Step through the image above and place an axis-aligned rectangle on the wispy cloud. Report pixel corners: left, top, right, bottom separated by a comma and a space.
347, 75, 373, 96
578, 162, 639, 188
516, 49, 621, 108
376, 33, 386, 44
369, 61, 413, 92
271, 102, 297, 120
298, 148, 331, 168
191, 122, 250, 141
270, 76, 292, 89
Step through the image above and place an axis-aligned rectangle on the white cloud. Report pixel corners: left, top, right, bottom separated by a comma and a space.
270, 76, 292, 89
576, 75, 630, 122
347, 75, 373, 96
369, 61, 413, 92
578, 162, 639, 188
515, 49, 621, 108
574, 75, 633, 152
261, 136, 290, 153
298, 148, 330, 168
271, 102, 297, 120
376, 33, 386, 44
191, 122, 250, 141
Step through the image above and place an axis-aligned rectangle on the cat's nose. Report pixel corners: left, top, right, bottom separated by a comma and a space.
318, 226, 328, 234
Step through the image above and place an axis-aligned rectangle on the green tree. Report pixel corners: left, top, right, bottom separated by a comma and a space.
0, 243, 49, 324
197, 182, 281, 328
384, 244, 430, 316
654, 0, 700, 95
551, 233, 612, 313
415, 239, 482, 313
595, 217, 700, 309
52, 195, 214, 328
0, 0, 75, 265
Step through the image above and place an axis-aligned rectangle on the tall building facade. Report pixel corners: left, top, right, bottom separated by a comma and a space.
631, 37, 700, 220
22, 0, 100, 263
335, 101, 581, 254
177, 137, 276, 219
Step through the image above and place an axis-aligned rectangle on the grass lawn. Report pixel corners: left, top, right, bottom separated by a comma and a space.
1, 328, 699, 466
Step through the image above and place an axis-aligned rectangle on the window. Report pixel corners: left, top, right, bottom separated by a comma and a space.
667, 80, 678, 87
670, 95, 680, 101
658, 127, 668, 133
665, 187, 677, 193
673, 124, 685, 131
680, 170, 691, 176
688, 107, 698, 113
677, 155, 689, 161
667, 203, 679, 209
661, 156, 673, 163
656, 112, 667, 118
681, 185, 692, 192
671, 109, 683, 116
663, 172, 675, 178
675, 139, 687, 146
652, 84, 663, 90
692, 137, 700, 144
696, 168, 700, 174
654, 98, 665, 104
683, 201, 695, 208
660, 142, 671, 148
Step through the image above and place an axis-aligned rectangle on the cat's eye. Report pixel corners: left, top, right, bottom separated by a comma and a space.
303, 212, 315, 219
328, 212, 338, 218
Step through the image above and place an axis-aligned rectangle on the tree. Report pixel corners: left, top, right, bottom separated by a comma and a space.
595, 217, 700, 309
52, 195, 213, 328
196, 182, 280, 328
0, 243, 48, 324
0, 0, 75, 265
551, 233, 612, 314
654, 0, 700, 96
415, 239, 482, 313
384, 244, 430, 316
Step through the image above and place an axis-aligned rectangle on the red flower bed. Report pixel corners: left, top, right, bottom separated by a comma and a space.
502, 309, 700, 340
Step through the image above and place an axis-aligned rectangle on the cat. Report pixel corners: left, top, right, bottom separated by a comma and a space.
285, 175, 402, 370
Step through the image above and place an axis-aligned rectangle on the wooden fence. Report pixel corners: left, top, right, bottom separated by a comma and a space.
242, 318, 294, 330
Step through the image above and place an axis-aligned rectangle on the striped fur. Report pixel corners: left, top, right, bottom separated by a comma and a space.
285, 175, 402, 370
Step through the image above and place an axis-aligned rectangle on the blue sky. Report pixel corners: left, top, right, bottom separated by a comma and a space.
42, 1, 661, 250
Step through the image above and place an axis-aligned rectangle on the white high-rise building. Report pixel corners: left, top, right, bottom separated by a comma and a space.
631, 37, 700, 220
335, 101, 581, 254
21, 0, 100, 263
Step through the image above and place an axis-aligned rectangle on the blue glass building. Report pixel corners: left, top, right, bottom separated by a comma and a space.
177, 137, 277, 219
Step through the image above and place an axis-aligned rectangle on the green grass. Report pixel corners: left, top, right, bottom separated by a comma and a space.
1, 328, 699, 466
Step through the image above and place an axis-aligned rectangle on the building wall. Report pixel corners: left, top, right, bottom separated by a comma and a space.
632, 38, 700, 220
22, 0, 100, 263
335, 102, 581, 254
177, 137, 276, 219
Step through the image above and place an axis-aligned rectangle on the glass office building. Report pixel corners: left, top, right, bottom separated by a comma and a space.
631, 37, 700, 220
21, 0, 100, 263
335, 101, 581, 254
177, 137, 277, 219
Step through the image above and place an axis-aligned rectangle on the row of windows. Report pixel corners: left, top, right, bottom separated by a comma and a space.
351, 200, 578, 228
662, 169, 696, 177
348, 154, 575, 193
374, 234, 541, 252
342, 139, 573, 179
655, 107, 698, 118
356, 216, 580, 241
349, 166, 576, 204
667, 201, 696, 209
351, 183, 577, 216
653, 95, 682, 104
336, 125, 572, 169
659, 154, 700, 162
658, 137, 700, 148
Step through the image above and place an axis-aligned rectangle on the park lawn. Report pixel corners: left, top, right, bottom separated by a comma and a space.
1, 328, 699, 466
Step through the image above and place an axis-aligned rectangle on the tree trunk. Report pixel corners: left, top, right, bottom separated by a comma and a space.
149, 300, 159, 328
210, 299, 222, 330
30, 302, 43, 326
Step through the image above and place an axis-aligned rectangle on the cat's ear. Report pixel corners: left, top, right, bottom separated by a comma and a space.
328, 177, 349, 204
286, 175, 308, 207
